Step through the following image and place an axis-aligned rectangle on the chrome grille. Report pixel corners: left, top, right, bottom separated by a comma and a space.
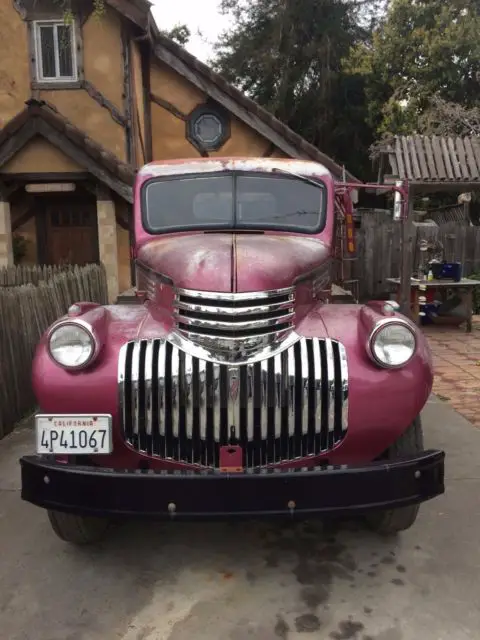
173, 287, 295, 339
118, 337, 348, 468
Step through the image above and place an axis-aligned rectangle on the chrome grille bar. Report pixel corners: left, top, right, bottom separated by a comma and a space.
173, 287, 295, 340
118, 337, 349, 468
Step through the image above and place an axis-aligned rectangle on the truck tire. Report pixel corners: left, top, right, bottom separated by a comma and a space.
366, 416, 424, 535
47, 510, 110, 545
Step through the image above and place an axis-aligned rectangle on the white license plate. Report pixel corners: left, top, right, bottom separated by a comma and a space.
35, 414, 113, 455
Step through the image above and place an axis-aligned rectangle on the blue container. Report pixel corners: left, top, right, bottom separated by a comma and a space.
420, 302, 440, 325
429, 261, 463, 282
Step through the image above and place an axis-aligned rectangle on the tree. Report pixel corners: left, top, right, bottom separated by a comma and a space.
211, 0, 384, 178
364, 0, 480, 137
162, 24, 191, 47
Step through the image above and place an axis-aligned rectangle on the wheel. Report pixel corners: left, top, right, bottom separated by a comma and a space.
47, 510, 110, 545
366, 416, 424, 535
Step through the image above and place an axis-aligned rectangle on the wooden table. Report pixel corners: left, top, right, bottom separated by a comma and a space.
386, 277, 480, 332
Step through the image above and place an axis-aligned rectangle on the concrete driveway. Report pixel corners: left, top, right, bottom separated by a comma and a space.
1, 397, 479, 640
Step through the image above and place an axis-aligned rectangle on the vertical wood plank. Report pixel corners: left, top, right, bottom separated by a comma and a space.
401, 136, 414, 180
407, 136, 422, 180
0, 264, 108, 438
447, 137, 462, 179
455, 137, 469, 180
395, 137, 406, 179
441, 137, 455, 179
464, 138, 480, 179
431, 136, 447, 179
414, 136, 429, 179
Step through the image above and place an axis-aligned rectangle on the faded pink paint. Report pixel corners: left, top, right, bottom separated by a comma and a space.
137, 232, 234, 292
234, 234, 331, 292
31, 157, 433, 472
136, 232, 332, 294
32, 300, 432, 469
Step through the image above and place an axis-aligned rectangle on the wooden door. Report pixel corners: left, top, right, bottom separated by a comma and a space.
43, 198, 99, 266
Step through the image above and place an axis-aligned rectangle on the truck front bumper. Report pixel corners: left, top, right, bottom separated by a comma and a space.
20, 450, 445, 520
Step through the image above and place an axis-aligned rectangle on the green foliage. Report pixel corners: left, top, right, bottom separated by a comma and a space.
12, 235, 28, 264
162, 24, 191, 47
211, 0, 480, 177
364, 0, 480, 136
53, 0, 105, 22
212, 0, 383, 179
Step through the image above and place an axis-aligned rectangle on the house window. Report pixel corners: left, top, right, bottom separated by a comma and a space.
34, 21, 77, 83
187, 104, 230, 152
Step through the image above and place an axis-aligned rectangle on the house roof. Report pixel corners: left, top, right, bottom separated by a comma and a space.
107, 0, 359, 183
0, 99, 135, 202
378, 135, 480, 186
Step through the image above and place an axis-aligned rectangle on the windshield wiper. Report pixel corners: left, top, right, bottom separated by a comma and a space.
271, 167, 324, 189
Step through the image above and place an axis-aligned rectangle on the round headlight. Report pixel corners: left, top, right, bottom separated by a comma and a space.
370, 322, 416, 368
48, 323, 95, 369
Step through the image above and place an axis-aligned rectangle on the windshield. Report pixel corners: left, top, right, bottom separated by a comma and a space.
142, 172, 326, 234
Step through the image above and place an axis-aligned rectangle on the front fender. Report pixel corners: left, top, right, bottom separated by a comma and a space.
32, 303, 151, 417
296, 301, 433, 462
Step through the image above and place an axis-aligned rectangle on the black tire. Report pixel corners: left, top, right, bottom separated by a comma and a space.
47, 510, 110, 545
366, 416, 424, 535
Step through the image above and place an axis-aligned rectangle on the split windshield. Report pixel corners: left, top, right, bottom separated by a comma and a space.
142, 172, 326, 234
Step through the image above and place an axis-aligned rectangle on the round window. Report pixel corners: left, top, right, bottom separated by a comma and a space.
187, 106, 230, 151
194, 114, 223, 146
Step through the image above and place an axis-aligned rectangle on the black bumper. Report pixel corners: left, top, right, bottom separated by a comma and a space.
20, 450, 445, 520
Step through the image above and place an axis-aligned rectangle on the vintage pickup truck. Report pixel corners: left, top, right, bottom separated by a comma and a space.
20, 158, 445, 545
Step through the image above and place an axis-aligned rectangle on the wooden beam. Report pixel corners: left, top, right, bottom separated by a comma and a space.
12, 206, 35, 232
82, 80, 127, 127
121, 26, 135, 165
0, 120, 38, 169
115, 211, 129, 230
105, 0, 149, 30
0, 181, 20, 199
150, 92, 187, 121
35, 119, 133, 203
142, 46, 153, 163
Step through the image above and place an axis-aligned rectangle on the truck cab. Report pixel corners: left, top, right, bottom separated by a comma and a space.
20, 158, 445, 545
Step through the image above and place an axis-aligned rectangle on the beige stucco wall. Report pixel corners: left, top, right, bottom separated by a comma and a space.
2, 138, 84, 174
40, 90, 126, 161
150, 61, 207, 115
149, 60, 274, 160
151, 104, 197, 160
0, 1, 30, 126
82, 7, 124, 112
210, 115, 271, 158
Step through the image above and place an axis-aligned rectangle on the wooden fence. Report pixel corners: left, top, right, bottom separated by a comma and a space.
0, 264, 108, 439
352, 215, 480, 300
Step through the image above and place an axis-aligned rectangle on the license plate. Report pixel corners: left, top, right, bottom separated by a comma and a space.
35, 414, 113, 455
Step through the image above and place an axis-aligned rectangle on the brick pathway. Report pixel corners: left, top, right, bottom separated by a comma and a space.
423, 318, 480, 428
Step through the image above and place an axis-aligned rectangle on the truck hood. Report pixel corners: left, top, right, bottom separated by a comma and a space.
136, 233, 331, 293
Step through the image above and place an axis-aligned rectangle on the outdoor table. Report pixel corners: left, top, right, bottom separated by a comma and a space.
386, 277, 480, 332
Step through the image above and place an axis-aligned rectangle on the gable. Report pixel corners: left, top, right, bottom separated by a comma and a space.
0, 100, 134, 201
1, 137, 83, 174
103, 0, 359, 181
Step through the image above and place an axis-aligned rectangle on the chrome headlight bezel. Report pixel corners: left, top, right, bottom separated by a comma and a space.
47, 320, 97, 370
367, 318, 417, 369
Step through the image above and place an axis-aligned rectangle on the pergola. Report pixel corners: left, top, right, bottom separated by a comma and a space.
375, 134, 480, 315
377, 134, 480, 191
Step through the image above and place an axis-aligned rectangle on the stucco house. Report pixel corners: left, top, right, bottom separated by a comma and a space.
0, 0, 354, 301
